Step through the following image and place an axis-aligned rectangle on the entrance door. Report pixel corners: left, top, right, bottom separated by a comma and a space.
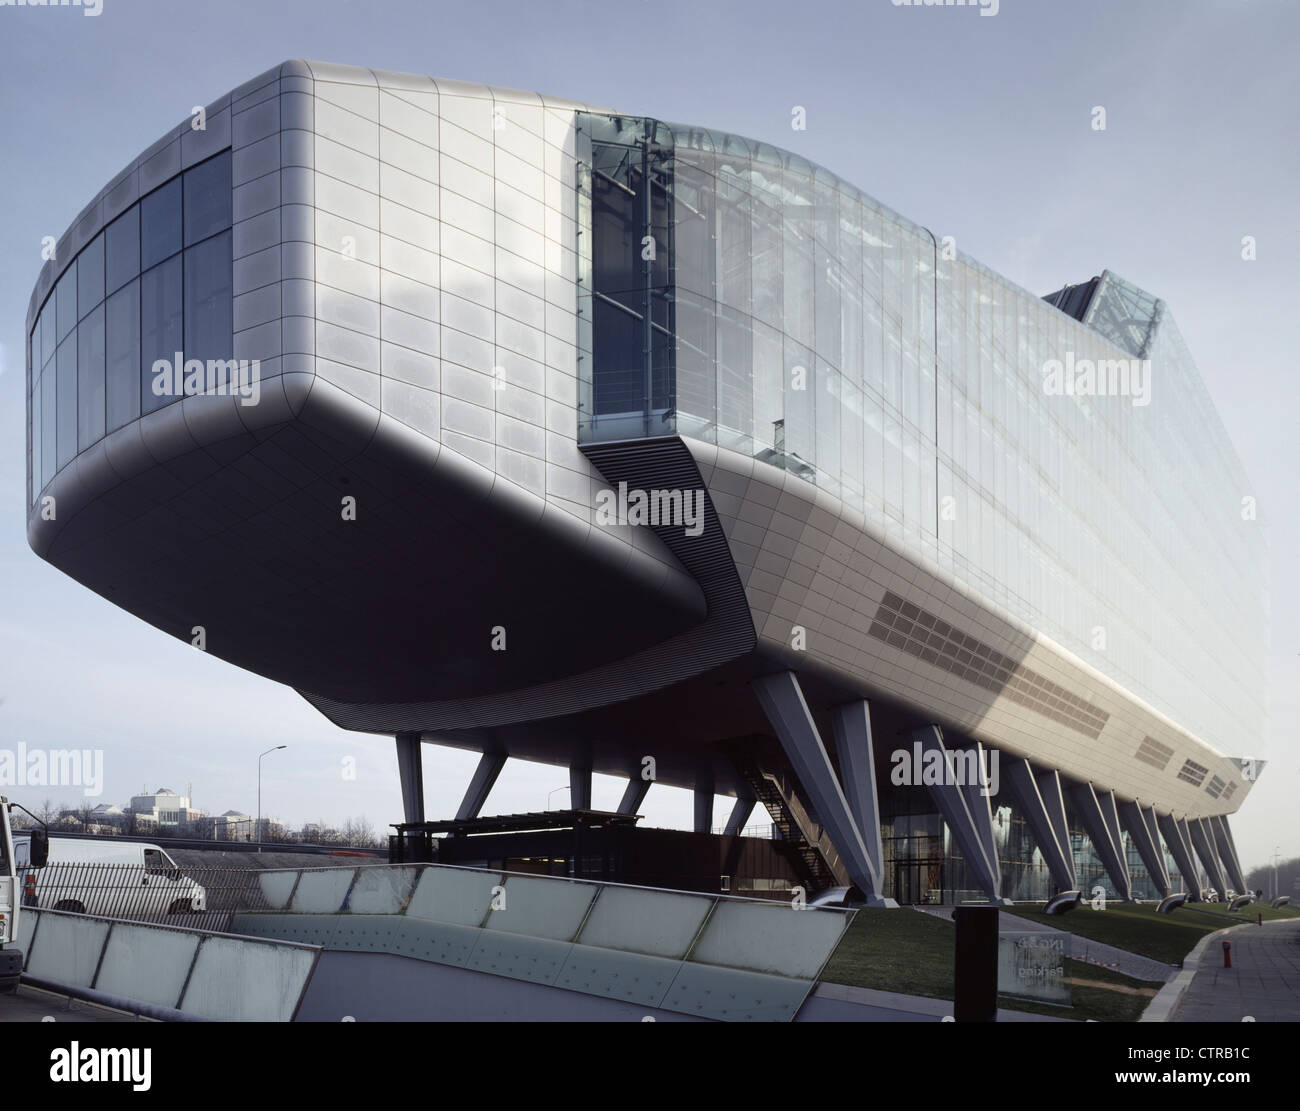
894, 859, 944, 904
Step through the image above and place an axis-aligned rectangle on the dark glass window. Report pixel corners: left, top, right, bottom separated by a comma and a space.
31, 366, 41, 504
30, 319, 41, 376
184, 230, 233, 366
78, 233, 105, 321
41, 306, 56, 368
106, 205, 140, 295
140, 254, 183, 414
56, 332, 77, 470
106, 279, 141, 433
140, 177, 182, 271
56, 261, 77, 342
77, 304, 106, 450
41, 367, 56, 489
184, 151, 232, 246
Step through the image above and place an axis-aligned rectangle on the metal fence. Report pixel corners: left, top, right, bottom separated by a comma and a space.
20, 861, 280, 933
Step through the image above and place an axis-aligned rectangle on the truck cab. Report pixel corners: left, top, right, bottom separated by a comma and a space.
0, 797, 49, 993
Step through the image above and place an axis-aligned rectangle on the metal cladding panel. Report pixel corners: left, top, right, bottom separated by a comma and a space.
555, 944, 682, 1008
700, 440, 1251, 817
93, 923, 200, 1008
466, 932, 571, 986
662, 964, 810, 1022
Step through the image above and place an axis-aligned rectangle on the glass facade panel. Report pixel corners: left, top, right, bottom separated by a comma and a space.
106, 205, 140, 295
141, 253, 184, 413
56, 260, 77, 343
106, 279, 141, 433
77, 303, 106, 450
140, 176, 182, 271
78, 232, 104, 321
184, 151, 232, 246
184, 229, 233, 365
56, 332, 77, 469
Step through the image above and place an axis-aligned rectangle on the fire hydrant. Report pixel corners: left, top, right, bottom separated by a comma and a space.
1222, 939, 1232, 968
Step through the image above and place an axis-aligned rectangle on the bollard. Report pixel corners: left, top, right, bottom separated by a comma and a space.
1222, 940, 1232, 968
1258, 913, 1263, 927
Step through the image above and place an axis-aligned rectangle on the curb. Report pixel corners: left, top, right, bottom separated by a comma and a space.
1139, 923, 1247, 1023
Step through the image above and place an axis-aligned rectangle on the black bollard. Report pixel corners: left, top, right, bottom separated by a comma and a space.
954, 905, 999, 1022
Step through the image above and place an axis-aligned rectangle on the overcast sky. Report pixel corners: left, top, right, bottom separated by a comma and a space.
0, 0, 1294, 872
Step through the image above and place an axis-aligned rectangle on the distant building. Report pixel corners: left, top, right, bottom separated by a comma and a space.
127, 788, 205, 829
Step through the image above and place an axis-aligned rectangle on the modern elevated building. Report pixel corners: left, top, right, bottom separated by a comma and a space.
25, 61, 1266, 906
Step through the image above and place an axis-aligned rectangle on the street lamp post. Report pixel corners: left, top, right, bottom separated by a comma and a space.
1274, 847, 1281, 901
258, 746, 287, 852
547, 786, 569, 811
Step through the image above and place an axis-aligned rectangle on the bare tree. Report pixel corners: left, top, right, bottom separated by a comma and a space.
339, 815, 379, 848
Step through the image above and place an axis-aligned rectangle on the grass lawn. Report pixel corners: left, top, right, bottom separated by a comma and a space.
819, 907, 1162, 1022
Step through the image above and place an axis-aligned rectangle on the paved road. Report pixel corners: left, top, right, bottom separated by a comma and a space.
1173, 919, 1300, 1022
0, 985, 133, 1023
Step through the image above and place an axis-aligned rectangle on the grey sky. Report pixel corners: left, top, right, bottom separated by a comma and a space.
0, 0, 1294, 871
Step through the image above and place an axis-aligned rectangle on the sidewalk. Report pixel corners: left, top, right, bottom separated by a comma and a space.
1172, 918, 1300, 1022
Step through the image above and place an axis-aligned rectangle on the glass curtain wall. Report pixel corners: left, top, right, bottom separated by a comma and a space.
28, 150, 233, 507
575, 114, 1263, 760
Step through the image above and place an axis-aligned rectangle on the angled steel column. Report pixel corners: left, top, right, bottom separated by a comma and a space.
569, 751, 592, 811
1144, 804, 1170, 891
1212, 815, 1248, 895
455, 752, 507, 821
1067, 783, 1133, 902
1118, 799, 1170, 897
1188, 817, 1229, 900
1004, 757, 1075, 892
694, 764, 715, 834
754, 671, 893, 905
722, 792, 756, 836
616, 777, 651, 815
1036, 767, 1077, 888
1157, 813, 1202, 898
956, 741, 999, 885
395, 732, 425, 825
830, 700, 887, 880
910, 725, 1008, 904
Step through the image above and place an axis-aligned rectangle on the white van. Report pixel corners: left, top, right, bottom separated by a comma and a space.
13, 836, 207, 918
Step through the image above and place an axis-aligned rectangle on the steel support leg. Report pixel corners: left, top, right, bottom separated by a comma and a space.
830, 700, 887, 881
1067, 784, 1133, 902
1157, 813, 1202, 899
455, 752, 506, 821
723, 793, 756, 836
1188, 817, 1229, 901
617, 777, 650, 816
754, 671, 893, 906
910, 725, 1008, 904
1004, 757, 1075, 892
395, 732, 424, 825
1212, 815, 1248, 896
1118, 799, 1170, 897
